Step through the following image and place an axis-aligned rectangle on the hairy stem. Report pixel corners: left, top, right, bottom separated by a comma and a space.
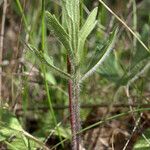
67, 56, 81, 150
73, 71, 81, 150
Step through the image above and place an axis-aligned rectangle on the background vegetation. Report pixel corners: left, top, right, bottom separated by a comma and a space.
0, 0, 150, 149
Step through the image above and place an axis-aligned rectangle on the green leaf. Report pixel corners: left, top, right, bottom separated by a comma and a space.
4, 141, 20, 150
119, 58, 150, 86
133, 128, 150, 150
97, 52, 150, 86
132, 25, 150, 67
78, 7, 98, 62
51, 127, 71, 139
26, 43, 71, 80
43, 72, 56, 85
0, 108, 23, 142
87, 28, 117, 71
127, 59, 148, 80
6, 137, 37, 150
43, 52, 54, 65
98, 52, 124, 82
45, 11, 73, 56
98, 54, 149, 86
81, 28, 118, 82
63, 0, 80, 25
0, 108, 38, 150
62, 0, 80, 53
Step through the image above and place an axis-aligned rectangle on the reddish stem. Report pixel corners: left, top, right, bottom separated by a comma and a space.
67, 56, 78, 150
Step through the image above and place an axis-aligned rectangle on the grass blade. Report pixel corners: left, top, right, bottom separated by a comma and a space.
15, 0, 28, 31
41, 2, 64, 148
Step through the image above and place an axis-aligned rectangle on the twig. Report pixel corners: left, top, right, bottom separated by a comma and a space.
0, 0, 7, 105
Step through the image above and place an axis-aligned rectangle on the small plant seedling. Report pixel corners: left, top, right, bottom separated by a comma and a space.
28, 0, 117, 149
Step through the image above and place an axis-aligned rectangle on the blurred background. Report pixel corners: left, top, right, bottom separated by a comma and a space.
0, 0, 150, 149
